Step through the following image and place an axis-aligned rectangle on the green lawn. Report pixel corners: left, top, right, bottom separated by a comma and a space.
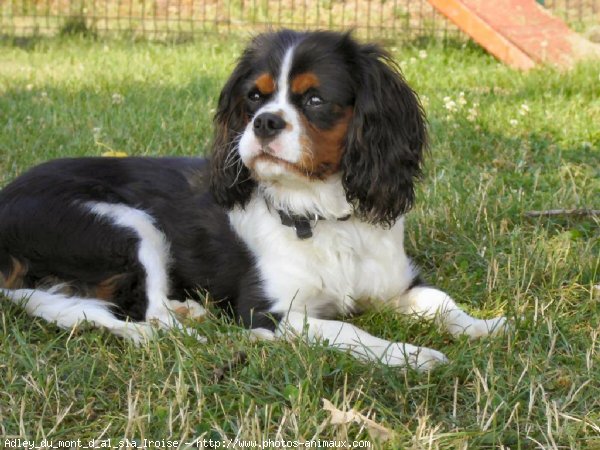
0, 35, 599, 448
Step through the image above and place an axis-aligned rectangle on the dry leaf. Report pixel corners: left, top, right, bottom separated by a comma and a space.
322, 398, 392, 441
322, 398, 355, 424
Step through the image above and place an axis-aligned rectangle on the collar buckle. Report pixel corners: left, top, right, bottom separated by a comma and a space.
277, 210, 318, 239
267, 198, 351, 240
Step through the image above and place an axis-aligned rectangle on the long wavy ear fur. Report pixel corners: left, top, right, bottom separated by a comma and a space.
210, 49, 257, 209
342, 43, 428, 227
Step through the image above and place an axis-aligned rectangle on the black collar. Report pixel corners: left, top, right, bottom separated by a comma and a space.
276, 209, 351, 240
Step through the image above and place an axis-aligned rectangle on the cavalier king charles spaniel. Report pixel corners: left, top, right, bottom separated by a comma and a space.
0, 30, 507, 370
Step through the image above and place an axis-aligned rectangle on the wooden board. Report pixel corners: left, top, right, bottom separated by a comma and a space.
428, 0, 600, 69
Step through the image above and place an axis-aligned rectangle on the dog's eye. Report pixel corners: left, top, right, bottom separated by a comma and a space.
306, 95, 324, 108
248, 90, 263, 102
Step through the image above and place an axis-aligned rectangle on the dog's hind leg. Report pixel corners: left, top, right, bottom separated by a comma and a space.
1, 288, 155, 344
88, 202, 203, 340
1, 200, 202, 342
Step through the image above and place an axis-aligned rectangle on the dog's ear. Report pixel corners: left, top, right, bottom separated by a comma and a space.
210, 52, 256, 209
342, 44, 427, 226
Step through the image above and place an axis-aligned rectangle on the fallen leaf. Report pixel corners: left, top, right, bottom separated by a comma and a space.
322, 398, 392, 441
322, 398, 355, 424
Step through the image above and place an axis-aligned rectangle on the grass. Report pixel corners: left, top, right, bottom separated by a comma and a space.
0, 34, 599, 448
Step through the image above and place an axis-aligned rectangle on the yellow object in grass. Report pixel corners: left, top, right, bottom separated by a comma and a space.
101, 150, 128, 157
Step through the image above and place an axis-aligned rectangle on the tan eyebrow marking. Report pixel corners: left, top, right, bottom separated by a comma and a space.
255, 73, 276, 95
291, 72, 320, 95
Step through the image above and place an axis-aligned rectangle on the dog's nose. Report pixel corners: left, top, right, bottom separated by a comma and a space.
253, 113, 286, 140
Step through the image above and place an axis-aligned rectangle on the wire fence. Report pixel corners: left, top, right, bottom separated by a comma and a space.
544, 0, 600, 31
1, 0, 599, 41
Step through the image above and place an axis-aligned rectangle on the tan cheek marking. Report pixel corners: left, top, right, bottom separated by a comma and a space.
255, 73, 275, 95
299, 108, 353, 178
291, 72, 320, 94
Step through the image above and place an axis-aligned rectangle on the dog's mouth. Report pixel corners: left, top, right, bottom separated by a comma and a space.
253, 145, 295, 167
260, 143, 288, 159
249, 146, 311, 180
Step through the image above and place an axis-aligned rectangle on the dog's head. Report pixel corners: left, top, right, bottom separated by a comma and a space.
211, 30, 427, 225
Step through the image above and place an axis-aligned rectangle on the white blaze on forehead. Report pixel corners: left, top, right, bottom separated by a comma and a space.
275, 46, 295, 105
259, 45, 296, 115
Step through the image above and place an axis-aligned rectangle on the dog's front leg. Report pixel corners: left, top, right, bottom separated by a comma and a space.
394, 286, 507, 339
276, 311, 448, 371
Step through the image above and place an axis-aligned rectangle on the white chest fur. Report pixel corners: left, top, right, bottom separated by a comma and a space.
228, 196, 416, 318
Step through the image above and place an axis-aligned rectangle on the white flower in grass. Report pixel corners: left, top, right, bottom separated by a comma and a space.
443, 96, 457, 112
37, 91, 51, 103
418, 50, 427, 59
25, 115, 33, 125
92, 127, 102, 139
26, 83, 34, 91
112, 93, 124, 105
467, 107, 478, 122
519, 103, 530, 116
457, 91, 467, 106
509, 119, 518, 127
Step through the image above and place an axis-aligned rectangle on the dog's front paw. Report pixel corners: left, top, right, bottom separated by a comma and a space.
382, 344, 449, 371
463, 316, 508, 339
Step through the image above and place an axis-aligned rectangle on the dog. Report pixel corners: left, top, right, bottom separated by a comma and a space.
0, 30, 507, 371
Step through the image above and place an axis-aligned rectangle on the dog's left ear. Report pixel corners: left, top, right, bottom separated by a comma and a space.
342, 44, 427, 226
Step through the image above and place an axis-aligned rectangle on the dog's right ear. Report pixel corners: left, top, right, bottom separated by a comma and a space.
210, 50, 257, 209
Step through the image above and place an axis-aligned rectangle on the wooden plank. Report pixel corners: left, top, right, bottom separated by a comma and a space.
429, 0, 535, 69
428, 0, 600, 69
